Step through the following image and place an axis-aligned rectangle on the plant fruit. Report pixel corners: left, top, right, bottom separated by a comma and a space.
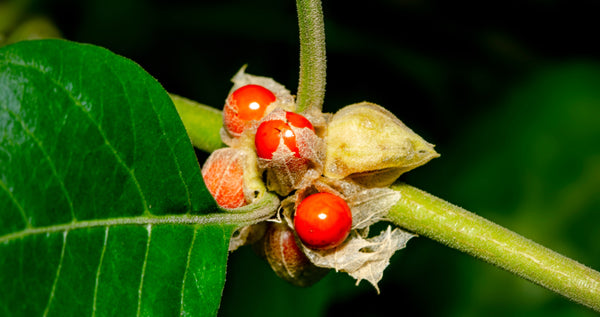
223, 84, 276, 136
294, 192, 352, 250
254, 111, 314, 160
263, 222, 328, 287
201, 148, 246, 208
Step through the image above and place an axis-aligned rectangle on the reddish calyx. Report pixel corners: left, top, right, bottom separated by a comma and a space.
201, 148, 246, 209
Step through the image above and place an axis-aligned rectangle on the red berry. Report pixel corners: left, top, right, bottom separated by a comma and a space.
223, 84, 276, 136
294, 192, 352, 250
255, 111, 314, 160
201, 148, 246, 208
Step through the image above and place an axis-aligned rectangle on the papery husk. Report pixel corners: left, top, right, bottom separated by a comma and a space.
229, 222, 267, 252
320, 178, 401, 230
280, 178, 401, 231
221, 66, 296, 144
262, 222, 329, 287
324, 102, 439, 187
302, 226, 415, 293
299, 106, 331, 139
229, 65, 296, 108
201, 147, 247, 209
206, 147, 267, 251
280, 178, 413, 291
240, 145, 266, 203
256, 109, 325, 196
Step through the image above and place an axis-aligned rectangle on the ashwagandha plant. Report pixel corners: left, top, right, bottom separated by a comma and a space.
1, 0, 599, 315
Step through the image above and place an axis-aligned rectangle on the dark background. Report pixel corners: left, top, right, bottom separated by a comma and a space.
20, 0, 600, 315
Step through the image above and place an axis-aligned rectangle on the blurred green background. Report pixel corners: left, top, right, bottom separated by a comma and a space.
3, 0, 600, 315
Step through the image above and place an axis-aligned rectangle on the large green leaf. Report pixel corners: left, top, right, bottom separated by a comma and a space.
0, 39, 233, 316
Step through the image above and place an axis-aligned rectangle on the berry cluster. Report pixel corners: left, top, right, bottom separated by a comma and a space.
204, 79, 351, 250
200, 68, 438, 289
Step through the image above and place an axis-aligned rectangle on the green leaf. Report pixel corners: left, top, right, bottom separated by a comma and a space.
0, 39, 233, 316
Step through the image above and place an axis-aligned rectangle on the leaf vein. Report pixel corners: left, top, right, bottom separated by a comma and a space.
4, 108, 76, 221
180, 226, 198, 315
109, 65, 148, 216
147, 88, 193, 213
0, 192, 279, 244
0, 178, 30, 228
92, 226, 109, 317
7, 61, 150, 216
136, 225, 152, 317
42, 230, 68, 317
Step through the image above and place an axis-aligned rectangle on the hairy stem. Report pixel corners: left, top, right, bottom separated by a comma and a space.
295, 0, 326, 112
170, 94, 224, 152
388, 183, 600, 311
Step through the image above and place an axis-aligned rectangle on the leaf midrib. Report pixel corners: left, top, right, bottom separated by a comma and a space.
0, 192, 280, 244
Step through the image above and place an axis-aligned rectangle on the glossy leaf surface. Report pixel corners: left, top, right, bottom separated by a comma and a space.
0, 39, 233, 316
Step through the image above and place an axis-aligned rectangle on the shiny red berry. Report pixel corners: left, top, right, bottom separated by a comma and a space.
254, 111, 314, 159
294, 192, 352, 250
223, 84, 276, 136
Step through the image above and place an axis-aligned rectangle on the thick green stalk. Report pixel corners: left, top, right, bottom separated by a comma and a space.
388, 183, 600, 311
170, 94, 224, 152
295, 0, 326, 112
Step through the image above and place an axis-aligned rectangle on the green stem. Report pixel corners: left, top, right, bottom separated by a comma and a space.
0, 1, 28, 35
170, 94, 224, 152
388, 183, 600, 311
295, 0, 326, 113
3, 16, 62, 45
